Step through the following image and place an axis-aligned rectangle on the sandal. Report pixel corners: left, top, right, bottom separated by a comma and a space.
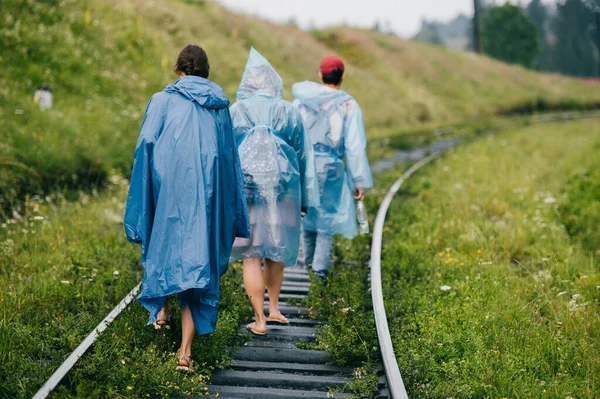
267, 313, 289, 325
176, 352, 193, 372
152, 313, 171, 330
246, 322, 266, 336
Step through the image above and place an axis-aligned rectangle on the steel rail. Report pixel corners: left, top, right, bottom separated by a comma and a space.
370, 152, 441, 398
32, 283, 142, 399
369, 110, 600, 398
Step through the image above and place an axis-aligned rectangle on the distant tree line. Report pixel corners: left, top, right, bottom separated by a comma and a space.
413, 0, 600, 78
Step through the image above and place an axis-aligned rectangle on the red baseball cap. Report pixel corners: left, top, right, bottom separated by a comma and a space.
320, 56, 345, 74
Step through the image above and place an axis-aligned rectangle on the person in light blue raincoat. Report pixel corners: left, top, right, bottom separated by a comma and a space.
230, 48, 319, 334
293, 56, 373, 279
124, 45, 250, 371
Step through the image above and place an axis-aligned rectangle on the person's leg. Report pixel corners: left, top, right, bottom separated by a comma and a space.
303, 230, 317, 266
243, 257, 267, 334
177, 305, 195, 369
154, 302, 169, 328
311, 233, 334, 280
263, 258, 287, 322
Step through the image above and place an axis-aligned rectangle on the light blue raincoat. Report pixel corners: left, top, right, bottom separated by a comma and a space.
229, 48, 319, 267
292, 81, 373, 239
124, 76, 250, 335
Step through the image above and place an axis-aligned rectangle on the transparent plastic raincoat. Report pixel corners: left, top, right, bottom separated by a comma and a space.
229, 48, 319, 267
124, 76, 250, 335
292, 81, 373, 239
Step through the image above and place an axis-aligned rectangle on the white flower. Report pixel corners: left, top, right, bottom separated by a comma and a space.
557, 291, 567, 297
479, 261, 493, 265
544, 197, 556, 204
61, 280, 70, 284
572, 294, 581, 300
113, 270, 120, 276
440, 285, 452, 291
1, 239, 15, 258
32, 216, 45, 221
121, 359, 126, 365
341, 307, 352, 313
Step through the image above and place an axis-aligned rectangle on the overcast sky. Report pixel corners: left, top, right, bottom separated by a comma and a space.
216, 0, 475, 38
216, 0, 544, 38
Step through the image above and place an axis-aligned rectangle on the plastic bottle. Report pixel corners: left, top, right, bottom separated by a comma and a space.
356, 200, 369, 235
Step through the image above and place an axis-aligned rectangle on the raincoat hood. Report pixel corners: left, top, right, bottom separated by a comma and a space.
236, 47, 284, 101
164, 76, 230, 109
292, 81, 351, 112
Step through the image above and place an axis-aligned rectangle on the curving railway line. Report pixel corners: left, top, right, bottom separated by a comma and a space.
33, 110, 600, 398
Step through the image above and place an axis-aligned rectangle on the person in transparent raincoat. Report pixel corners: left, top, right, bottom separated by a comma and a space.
293, 56, 373, 279
230, 48, 319, 335
124, 45, 250, 371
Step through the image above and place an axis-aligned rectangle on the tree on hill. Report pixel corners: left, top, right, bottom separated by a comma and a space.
552, 0, 599, 77
481, 3, 539, 68
413, 20, 444, 46
526, 0, 553, 70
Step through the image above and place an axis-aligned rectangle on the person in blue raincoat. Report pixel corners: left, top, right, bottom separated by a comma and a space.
124, 45, 250, 371
293, 56, 373, 279
230, 48, 319, 335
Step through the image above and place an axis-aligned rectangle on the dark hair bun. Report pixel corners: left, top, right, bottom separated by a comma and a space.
175, 45, 210, 78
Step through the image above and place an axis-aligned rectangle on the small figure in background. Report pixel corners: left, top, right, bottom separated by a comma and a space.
293, 56, 373, 280
33, 85, 53, 110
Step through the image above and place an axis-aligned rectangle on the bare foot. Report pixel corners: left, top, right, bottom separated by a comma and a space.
246, 321, 266, 335
267, 311, 289, 324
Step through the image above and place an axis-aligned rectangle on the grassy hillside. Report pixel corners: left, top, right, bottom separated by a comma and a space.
2, 0, 600, 213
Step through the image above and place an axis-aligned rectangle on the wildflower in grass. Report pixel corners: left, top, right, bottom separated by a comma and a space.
341, 307, 352, 313
113, 270, 120, 276
544, 196, 556, 204
32, 216, 44, 221
121, 359, 126, 365
557, 291, 567, 297
127, 386, 133, 390
354, 368, 363, 379
440, 285, 451, 291
60, 280, 70, 284
1, 239, 15, 258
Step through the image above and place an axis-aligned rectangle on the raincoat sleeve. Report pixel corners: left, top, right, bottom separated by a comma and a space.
224, 108, 251, 238
344, 102, 373, 190
290, 109, 320, 208
124, 97, 162, 258
229, 102, 251, 143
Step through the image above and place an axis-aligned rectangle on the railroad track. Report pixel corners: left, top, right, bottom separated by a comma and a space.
208, 266, 390, 398
33, 110, 600, 398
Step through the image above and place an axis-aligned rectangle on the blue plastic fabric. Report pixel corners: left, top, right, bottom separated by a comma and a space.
124, 76, 250, 335
229, 48, 319, 267
292, 81, 373, 239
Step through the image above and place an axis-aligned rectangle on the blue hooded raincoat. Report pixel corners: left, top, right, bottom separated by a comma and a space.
124, 76, 250, 335
229, 48, 319, 267
292, 81, 373, 239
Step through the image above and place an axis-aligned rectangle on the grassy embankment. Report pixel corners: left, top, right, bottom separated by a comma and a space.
309, 120, 600, 397
1, 0, 600, 397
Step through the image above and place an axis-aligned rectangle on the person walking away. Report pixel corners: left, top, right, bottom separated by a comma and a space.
230, 48, 319, 335
292, 56, 373, 280
124, 45, 250, 371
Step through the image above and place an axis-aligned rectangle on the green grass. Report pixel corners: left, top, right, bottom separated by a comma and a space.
314, 119, 600, 397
